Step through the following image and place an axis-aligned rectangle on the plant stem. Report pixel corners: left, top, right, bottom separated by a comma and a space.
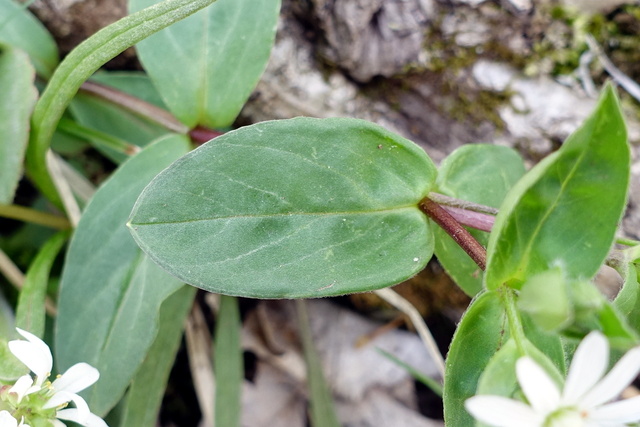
189, 125, 224, 144
81, 81, 224, 145
440, 205, 494, 232
58, 117, 141, 156
80, 80, 189, 134
617, 236, 640, 247
419, 197, 487, 270
428, 192, 499, 216
502, 286, 527, 355
0, 204, 70, 229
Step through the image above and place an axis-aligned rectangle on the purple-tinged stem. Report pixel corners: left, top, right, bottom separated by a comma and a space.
419, 197, 487, 270
441, 206, 495, 232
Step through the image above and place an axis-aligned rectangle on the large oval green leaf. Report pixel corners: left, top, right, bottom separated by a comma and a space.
55, 134, 190, 416
130, 0, 280, 128
128, 117, 437, 298
485, 85, 630, 289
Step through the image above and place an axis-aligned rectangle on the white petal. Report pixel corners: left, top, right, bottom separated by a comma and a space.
50, 420, 66, 427
581, 346, 640, 408
516, 357, 561, 413
52, 363, 99, 394
44, 391, 90, 423
0, 411, 18, 427
590, 395, 640, 423
56, 409, 109, 427
465, 395, 541, 427
562, 331, 609, 404
8, 330, 53, 385
9, 375, 36, 402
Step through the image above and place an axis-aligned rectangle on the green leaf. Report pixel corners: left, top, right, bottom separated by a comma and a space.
443, 291, 505, 426
296, 300, 341, 427
0, 294, 26, 381
128, 118, 437, 298
130, 0, 280, 128
0, 43, 37, 204
55, 135, 191, 416
26, 0, 217, 208
476, 338, 564, 403
0, 0, 58, 78
70, 82, 169, 164
614, 257, 640, 334
90, 71, 169, 108
0, 340, 26, 381
434, 144, 525, 296
518, 268, 572, 332
475, 339, 519, 400
596, 302, 638, 348
519, 313, 566, 375
485, 84, 630, 289
214, 295, 243, 427
16, 230, 69, 338
118, 285, 196, 427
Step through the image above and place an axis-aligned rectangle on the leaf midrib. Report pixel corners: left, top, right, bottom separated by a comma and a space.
129, 204, 421, 226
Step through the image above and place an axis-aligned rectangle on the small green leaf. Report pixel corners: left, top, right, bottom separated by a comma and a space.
0, 0, 58, 78
214, 295, 243, 427
434, 144, 525, 295
443, 291, 505, 426
485, 84, 630, 289
0, 43, 37, 204
130, 0, 280, 128
518, 268, 571, 332
55, 135, 191, 416
118, 285, 196, 427
128, 118, 437, 298
519, 313, 566, 375
16, 230, 69, 338
565, 279, 637, 347
476, 339, 519, 399
596, 303, 637, 348
476, 338, 564, 401
613, 251, 640, 332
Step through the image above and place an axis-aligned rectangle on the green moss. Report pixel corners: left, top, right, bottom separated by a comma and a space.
408, 4, 640, 127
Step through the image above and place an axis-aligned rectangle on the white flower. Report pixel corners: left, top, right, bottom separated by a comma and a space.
465, 331, 640, 427
5, 328, 108, 427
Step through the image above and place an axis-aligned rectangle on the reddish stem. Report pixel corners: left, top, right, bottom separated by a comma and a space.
419, 197, 487, 270
189, 126, 224, 145
441, 205, 494, 232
